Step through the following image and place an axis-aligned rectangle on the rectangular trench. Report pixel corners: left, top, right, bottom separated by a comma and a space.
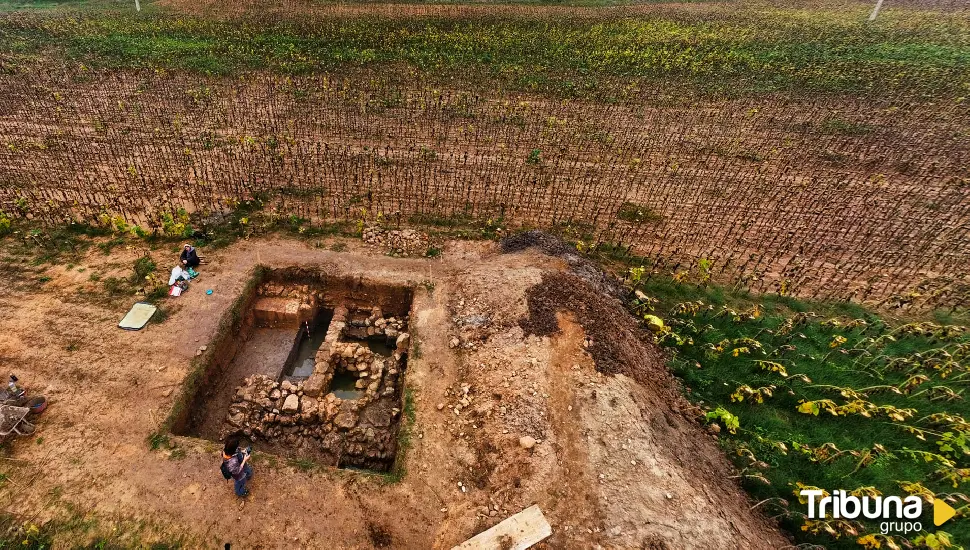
167, 266, 415, 472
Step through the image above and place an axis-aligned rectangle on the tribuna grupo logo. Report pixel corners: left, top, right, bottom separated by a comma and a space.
800, 488, 956, 535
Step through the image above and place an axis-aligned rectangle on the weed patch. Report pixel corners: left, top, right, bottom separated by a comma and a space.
287, 457, 316, 473
616, 201, 662, 224
383, 387, 416, 484
3, 7, 968, 98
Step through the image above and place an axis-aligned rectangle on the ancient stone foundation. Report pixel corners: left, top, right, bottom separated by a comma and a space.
224, 281, 411, 471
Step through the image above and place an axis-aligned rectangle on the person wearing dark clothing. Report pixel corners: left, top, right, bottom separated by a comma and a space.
222, 436, 253, 498
180, 244, 201, 269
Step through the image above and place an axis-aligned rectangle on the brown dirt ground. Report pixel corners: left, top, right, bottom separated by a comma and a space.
0, 234, 787, 548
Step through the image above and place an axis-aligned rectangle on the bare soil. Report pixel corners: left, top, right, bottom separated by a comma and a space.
0, 234, 787, 548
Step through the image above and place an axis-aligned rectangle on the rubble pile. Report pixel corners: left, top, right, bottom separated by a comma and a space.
362, 226, 431, 257
343, 306, 408, 341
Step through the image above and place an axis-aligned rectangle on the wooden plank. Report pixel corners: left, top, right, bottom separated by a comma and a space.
452, 505, 552, 550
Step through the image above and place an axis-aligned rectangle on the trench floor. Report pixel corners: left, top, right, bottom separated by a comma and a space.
195, 328, 293, 440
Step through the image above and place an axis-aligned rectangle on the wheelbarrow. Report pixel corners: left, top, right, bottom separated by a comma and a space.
0, 404, 35, 444
1, 374, 48, 416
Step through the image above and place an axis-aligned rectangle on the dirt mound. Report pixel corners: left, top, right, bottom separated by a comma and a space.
500, 231, 626, 299
520, 271, 675, 399
505, 232, 665, 388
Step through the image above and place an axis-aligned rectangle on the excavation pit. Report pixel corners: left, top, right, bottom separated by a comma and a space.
173, 267, 414, 472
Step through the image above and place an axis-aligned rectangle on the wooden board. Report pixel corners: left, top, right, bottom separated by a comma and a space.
452, 505, 552, 550
118, 302, 157, 331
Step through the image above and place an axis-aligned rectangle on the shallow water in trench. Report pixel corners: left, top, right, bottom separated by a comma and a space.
330, 370, 363, 400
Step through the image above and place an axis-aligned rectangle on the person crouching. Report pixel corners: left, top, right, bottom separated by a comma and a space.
180, 243, 201, 270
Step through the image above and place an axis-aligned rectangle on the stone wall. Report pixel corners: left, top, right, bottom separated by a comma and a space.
253, 283, 317, 328
261, 268, 415, 318
303, 305, 409, 398
226, 375, 402, 468
224, 303, 411, 470
342, 305, 408, 341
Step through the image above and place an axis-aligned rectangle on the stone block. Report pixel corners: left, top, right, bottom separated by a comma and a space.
334, 410, 357, 430
325, 321, 345, 343
301, 397, 318, 415
343, 326, 369, 340
396, 332, 410, 352
302, 371, 330, 397
282, 394, 300, 413
332, 305, 349, 322
297, 302, 315, 324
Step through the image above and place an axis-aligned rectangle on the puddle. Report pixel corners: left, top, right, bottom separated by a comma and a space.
365, 338, 394, 357
330, 370, 363, 400
284, 310, 333, 379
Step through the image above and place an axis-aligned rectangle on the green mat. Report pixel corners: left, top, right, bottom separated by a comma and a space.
118, 302, 157, 331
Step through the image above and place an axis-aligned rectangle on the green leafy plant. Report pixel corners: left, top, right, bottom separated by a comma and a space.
161, 209, 191, 237
705, 406, 740, 434
0, 211, 11, 237
617, 202, 662, 224
525, 148, 541, 165
911, 531, 957, 549
937, 431, 970, 459
132, 255, 156, 280
146, 432, 170, 451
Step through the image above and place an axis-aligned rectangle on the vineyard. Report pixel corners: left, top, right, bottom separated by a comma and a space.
0, 0, 968, 310
0, 1, 970, 547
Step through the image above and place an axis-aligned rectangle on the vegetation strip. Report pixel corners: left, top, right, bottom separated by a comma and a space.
1, 4, 968, 98
628, 272, 970, 549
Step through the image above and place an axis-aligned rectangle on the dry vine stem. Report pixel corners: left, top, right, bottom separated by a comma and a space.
0, 69, 967, 309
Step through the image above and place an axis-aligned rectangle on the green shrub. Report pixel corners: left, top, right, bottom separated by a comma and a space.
132, 255, 156, 280
526, 148, 541, 165
616, 202, 662, 224
0, 212, 11, 237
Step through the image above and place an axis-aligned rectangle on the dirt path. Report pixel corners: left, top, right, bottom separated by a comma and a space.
0, 235, 786, 548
